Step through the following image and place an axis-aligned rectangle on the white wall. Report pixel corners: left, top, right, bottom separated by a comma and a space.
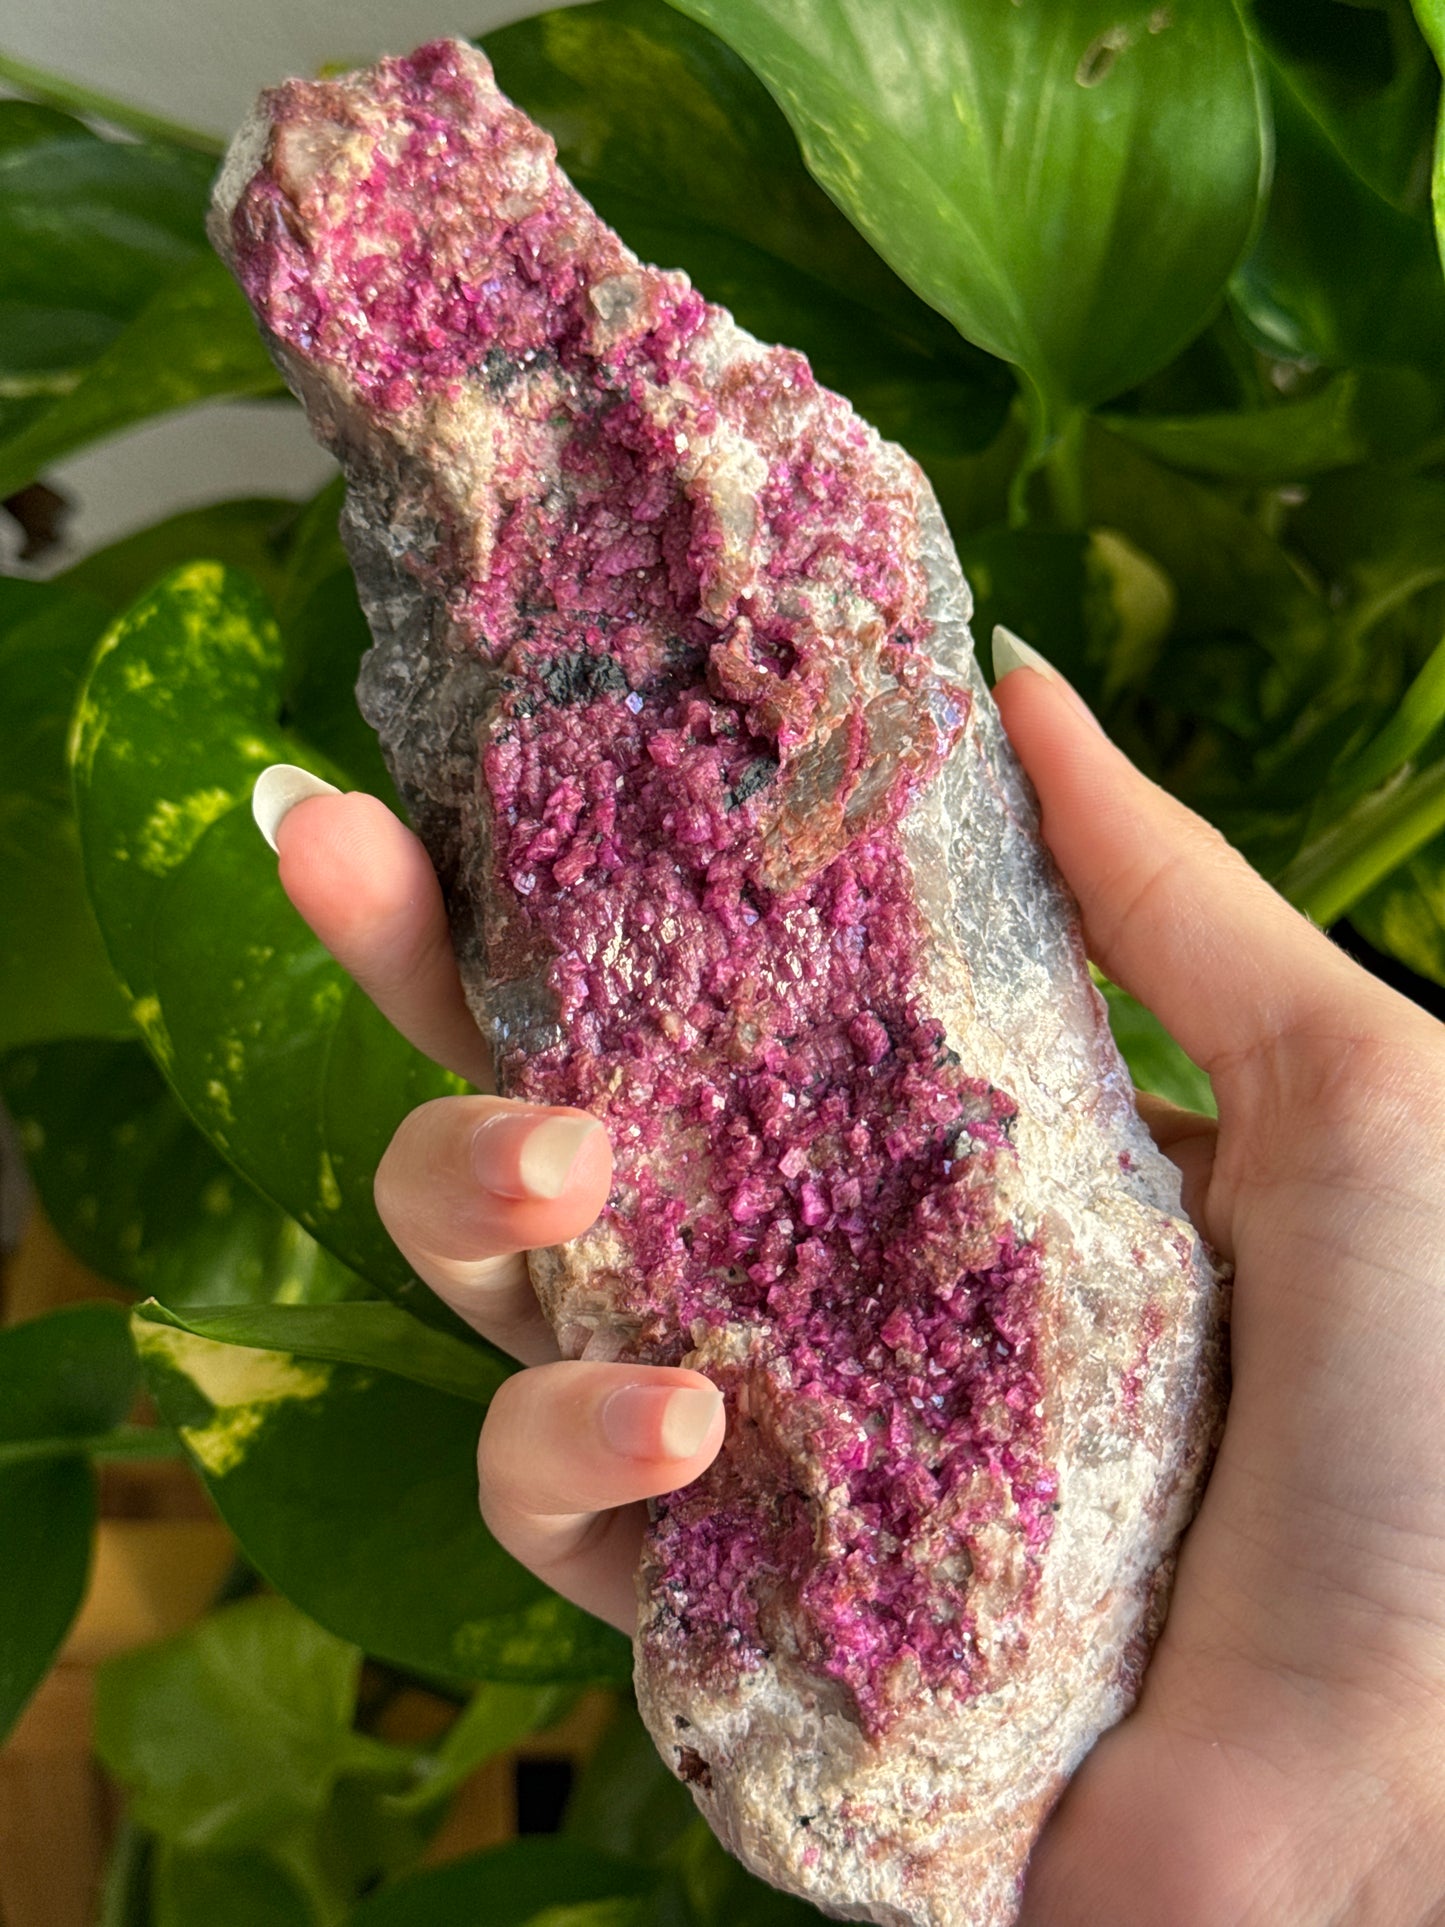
1, 0, 569, 568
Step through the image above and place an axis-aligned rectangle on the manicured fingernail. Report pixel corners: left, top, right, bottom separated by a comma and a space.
991, 624, 1056, 684
991, 625, 1105, 734
601, 1383, 722, 1461
252, 763, 341, 852
472, 1110, 602, 1201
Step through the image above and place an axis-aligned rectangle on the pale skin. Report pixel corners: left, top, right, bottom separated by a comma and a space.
271, 660, 1445, 1924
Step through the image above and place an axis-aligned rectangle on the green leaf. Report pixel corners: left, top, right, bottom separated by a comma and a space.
0, 1463, 94, 1744
562, 1700, 830, 1924
0, 135, 212, 317
663, 0, 1267, 412
61, 497, 301, 614
959, 528, 1092, 689
1082, 422, 1327, 674
135, 1299, 507, 1405
518, 1906, 653, 1927
1350, 828, 1445, 989
152, 1846, 315, 1927
1099, 375, 1365, 483
70, 562, 462, 1321
346, 1839, 657, 1927
1258, 0, 1439, 211
0, 1041, 365, 1309
0, 97, 96, 151
1288, 468, 1445, 639
1276, 754, 1445, 925
95, 1596, 362, 1852
0, 1300, 139, 1444
669, 1817, 829, 1927
1097, 979, 1216, 1116
0, 254, 286, 500
0, 1303, 139, 1741
279, 572, 399, 808
131, 1311, 632, 1686
1418, 1, 1445, 274
385, 1681, 577, 1817
485, 0, 1012, 456
0, 302, 123, 446
563, 1701, 699, 1870
0, 580, 132, 1047
1232, 48, 1445, 370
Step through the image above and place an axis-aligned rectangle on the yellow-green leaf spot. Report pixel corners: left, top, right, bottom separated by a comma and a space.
200, 1176, 234, 1216
317, 1151, 342, 1215
135, 1319, 332, 1478
67, 623, 125, 780
205, 1077, 236, 1125
135, 787, 237, 877
170, 559, 279, 670
130, 995, 175, 1070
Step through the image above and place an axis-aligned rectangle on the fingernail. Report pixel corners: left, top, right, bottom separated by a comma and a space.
472, 1110, 601, 1201
252, 763, 341, 852
991, 625, 1106, 734
991, 625, 1056, 684
601, 1383, 722, 1461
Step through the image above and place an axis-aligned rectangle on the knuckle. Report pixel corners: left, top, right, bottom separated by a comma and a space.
373, 1097, 471, 1225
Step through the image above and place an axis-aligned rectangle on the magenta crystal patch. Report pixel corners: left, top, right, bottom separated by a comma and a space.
225, 38, 1056, 1734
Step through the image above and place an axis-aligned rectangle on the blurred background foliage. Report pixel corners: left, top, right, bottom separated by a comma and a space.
2, 0, 1445, 1919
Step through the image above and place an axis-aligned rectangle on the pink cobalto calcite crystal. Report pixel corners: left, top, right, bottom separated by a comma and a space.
213, 41, 1226, 1927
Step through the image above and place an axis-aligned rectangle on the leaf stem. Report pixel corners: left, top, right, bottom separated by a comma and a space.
1278, 758, 1445, 926
1008, 383, 1087, 530
0, 1425, 182, 1469
1044, 408, 1088, 530
1325, 630, 1445, 810
0, 51, 223, 154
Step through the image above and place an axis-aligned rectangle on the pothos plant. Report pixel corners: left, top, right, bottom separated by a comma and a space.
2, 0, 1444, 1920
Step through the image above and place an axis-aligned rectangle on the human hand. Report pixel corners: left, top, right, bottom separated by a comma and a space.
260, 776, 725, 1634
995, 646, 1445, 1924
261, 641, 1445, 1923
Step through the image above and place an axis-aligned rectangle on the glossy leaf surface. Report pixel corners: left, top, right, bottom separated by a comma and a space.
1233, 48, 1445, 370
137, 1298, 506, 1405
0, 254, 285, 501
0, 1041, 364, 1309
0, 135, 212, 318
1099, 376, 1365, 482
132, 1306, 631, 1686
663, 0, 1267, 409
70, 562, 463, 1322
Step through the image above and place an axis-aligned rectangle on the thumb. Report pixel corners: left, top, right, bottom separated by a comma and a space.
989, 632, 1373, 1088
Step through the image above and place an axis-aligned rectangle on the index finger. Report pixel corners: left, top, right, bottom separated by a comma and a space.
256, 767, 493, 1087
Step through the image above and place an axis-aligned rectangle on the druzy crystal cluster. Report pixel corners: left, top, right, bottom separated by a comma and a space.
214, 42, 1226, 1926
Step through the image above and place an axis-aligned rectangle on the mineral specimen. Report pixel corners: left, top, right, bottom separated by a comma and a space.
212, 40, 1227, 1927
